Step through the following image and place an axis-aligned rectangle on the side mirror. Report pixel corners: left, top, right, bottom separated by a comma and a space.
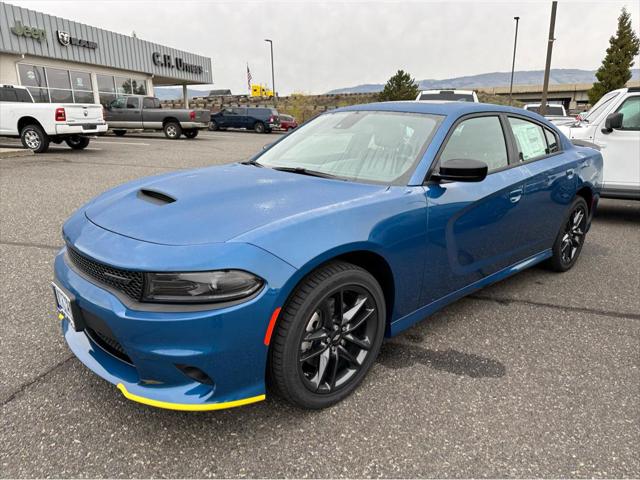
433, 158, 488, 182
602, 112, 623, 133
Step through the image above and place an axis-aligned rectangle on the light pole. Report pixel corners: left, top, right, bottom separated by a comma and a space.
264, 39, 275, 98
508, 16, 520, 105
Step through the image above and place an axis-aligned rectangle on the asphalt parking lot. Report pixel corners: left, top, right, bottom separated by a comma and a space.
1, 131, 638, 478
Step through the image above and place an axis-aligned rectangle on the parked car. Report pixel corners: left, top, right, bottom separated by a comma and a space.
103, 96, 210, 139
279, 114, 298, 131
53, 102, 601, 411
209, 107, 280, 133
523, 103, 573, 126
416, 89, 479, 102
559, 87, 639, 200
0, 84, 107, 153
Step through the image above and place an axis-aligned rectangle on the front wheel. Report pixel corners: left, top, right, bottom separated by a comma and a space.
163, 122, 182, 139
20, 124, 49, 153
269, 261, 385, 409
547, 197, 589, 272
183, 129, 199, 139
65, 136, 90, 150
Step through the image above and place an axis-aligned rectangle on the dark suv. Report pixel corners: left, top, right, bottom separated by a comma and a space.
209, 107, 280, 133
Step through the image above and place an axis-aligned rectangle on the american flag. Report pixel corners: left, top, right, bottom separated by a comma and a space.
247, 64, 252, 92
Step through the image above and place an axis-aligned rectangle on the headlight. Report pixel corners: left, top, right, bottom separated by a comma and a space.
142, 270, 263, 304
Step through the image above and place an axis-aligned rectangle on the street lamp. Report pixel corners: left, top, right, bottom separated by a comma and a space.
508, 16, 520, 105
264, 39, 275, 98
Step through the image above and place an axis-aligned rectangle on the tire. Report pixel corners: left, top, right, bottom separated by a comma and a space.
113, 130, 127, 136
20, 124, 49, 153
208, 121, 219, 131
183, 129, 199, 139
65, 136, 90, 150
163, 122, 182, 139
547, 196, 589, 272
254, 121, 266, 134
269, 261, 386, 409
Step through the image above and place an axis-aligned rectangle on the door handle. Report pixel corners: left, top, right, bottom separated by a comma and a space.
509, 188, 523, 204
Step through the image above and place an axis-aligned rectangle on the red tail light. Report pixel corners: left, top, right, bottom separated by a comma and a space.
189, 110, 196, 120
268, 115, 274, 122
55, 107, 66, 122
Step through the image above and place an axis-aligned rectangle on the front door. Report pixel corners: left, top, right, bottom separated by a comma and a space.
422, 114, 528, 305
595, 94, 640, 194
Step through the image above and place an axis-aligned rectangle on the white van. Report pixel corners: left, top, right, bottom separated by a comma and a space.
559, 87, 639, 200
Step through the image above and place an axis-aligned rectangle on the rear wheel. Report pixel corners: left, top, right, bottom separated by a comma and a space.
183, 129, 199, 139
65, 136, 90, 150
208, 121, 219, 131
20, 124, 49, 153
254, 121, 266, 134
163, 122, 182, 139
113, 130, 127, 136
269, 261, 385, 409
547, 197, 589, 272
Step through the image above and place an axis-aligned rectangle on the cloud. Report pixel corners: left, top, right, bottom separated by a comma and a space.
11, 0, 640, 94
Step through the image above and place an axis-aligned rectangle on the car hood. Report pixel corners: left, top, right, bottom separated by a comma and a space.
85, 163, 384, 246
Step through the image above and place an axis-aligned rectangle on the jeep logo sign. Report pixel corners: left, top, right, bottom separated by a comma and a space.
152, 52, 204, 75
11, 21, 46, 43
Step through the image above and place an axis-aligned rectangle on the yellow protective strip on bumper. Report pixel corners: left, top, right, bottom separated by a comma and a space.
116, 383, 265, 411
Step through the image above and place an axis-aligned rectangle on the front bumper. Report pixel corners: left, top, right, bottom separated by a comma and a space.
54, 219, 295, 410
55, 123, 108, 135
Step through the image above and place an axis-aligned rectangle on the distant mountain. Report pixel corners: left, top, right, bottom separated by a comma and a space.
153, 87, 212, 100
327, 68, 640, 94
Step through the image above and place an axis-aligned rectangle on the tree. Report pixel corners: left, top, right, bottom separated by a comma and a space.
588, 8, 640, 104
378, 70, 420, 101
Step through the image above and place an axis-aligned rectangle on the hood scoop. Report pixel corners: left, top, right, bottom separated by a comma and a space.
137, 188, 176, 205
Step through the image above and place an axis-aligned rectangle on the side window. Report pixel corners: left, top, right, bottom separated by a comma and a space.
143, 97, 155, 109
126, 97, 140, 109
110, 97, 126, 109
617, 96, 640, 130
440, 116, 509, 172
508, 117, 548, 161
0, 87, 18, 102
544, 128, 560, 153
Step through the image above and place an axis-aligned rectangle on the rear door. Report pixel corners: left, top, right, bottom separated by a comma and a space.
422, 114, 528, 305
594, 94, 640, 194
124, 96, 142, 128
505, 115, 574, 254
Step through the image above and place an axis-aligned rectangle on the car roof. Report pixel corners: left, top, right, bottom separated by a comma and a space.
335, 100, 542, 119
419, 89, 475, 94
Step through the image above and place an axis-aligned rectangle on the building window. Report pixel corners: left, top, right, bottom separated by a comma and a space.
115, 76, 132, 95
132, 78, 147, 95
70, 71, 93, 103
18, 64, 98, 104
18, 64, 49, 103
97, 75, 147, 105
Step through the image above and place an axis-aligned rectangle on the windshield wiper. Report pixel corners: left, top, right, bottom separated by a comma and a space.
271, 166, 342, 180
240, 159, 263, 167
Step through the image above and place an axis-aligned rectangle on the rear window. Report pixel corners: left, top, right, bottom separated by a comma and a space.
526, 105, 565, 116
419, 92, 474, 102
0, 87, 32, 102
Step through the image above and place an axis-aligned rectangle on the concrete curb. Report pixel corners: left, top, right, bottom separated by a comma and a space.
0, 148, 34, 159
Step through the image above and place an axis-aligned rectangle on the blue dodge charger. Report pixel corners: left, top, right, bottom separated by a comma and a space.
53, 101, 602, 410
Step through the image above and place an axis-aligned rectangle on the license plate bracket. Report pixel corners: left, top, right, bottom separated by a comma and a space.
52, 282, 85, 331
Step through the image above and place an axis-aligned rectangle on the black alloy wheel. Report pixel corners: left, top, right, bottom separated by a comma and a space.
183, 129, 199, 139
254, 121, 266, 134
548, 196, 589, 272
208, 121, 219, 131
269, 261, 385, 409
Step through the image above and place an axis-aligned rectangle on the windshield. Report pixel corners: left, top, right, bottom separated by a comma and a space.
256, 111, 441, 184
582, 91, 620, 122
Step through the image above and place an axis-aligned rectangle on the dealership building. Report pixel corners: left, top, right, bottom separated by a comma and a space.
0, 2, 212, 106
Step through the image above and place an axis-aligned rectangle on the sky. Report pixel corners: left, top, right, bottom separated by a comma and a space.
8, 0, 640, 95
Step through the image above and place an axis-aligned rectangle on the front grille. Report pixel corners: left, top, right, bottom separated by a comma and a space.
67, 247, 144, 301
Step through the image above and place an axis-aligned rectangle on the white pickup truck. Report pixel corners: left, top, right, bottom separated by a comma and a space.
559, 87, 640, 200
0, 84, 107, 153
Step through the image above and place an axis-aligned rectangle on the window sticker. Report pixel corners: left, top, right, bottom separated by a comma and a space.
512, 122, 547, 160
